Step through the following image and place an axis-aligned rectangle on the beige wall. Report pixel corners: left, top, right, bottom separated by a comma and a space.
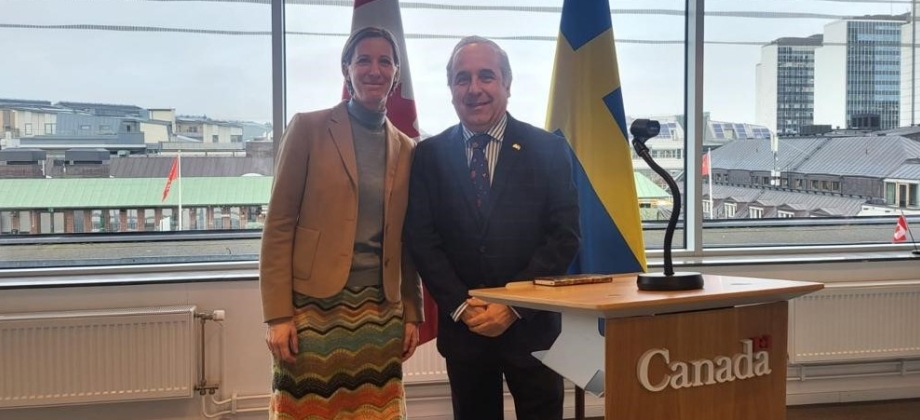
140, 122, 170, 143
1, 259, 919, 420
149, 109, 176, 133
202, 124, 243, 143
2, 110, 59, 137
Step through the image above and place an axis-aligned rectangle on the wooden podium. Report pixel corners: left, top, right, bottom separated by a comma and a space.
470, 274, 824, 420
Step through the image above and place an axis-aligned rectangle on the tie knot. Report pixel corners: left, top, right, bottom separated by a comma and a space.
469, 134, 491, 150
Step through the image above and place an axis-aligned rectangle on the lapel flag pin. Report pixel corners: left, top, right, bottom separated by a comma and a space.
512, 143, 521, 150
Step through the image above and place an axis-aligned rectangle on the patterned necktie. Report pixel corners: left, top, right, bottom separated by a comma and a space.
468, 134, 492, 209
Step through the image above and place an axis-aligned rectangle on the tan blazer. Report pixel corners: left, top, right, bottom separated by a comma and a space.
259, 101, 423, 324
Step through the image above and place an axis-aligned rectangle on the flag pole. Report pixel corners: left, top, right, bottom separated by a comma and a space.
899, 209, 920, 255
177, 150, 183, 231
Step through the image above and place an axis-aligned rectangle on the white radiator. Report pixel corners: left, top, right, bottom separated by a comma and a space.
403, 341, 448, 383
0, 305, 196, 409
789, 283, 920, 364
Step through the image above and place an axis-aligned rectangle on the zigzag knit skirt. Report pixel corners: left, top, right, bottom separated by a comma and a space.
269, 286, 406, 420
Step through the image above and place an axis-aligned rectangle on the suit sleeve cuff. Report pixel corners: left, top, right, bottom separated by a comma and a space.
451, 302, 469, 321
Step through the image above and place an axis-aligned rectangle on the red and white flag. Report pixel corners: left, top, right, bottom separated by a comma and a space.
701, 150, 711, 176
893, 215, 909, 243
348, 0, 436, 344
161, 155, 179, 201
346, 0, 419, 138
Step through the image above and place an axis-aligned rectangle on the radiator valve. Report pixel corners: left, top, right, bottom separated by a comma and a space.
196, 309, 226, 321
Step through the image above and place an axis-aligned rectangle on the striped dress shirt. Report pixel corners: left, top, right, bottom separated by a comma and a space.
452, 113, 519, 321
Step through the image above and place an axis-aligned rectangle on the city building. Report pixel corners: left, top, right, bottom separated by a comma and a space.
1, 99, 270, 152
899, 19, 920, 127
628, 114, 771, 182
0, 99, 69, 140
701, 134, 920, 218
176, 115, 244, 144
0, 177, 271, 234
814, 14, 907, 131
755, 35, 822, 136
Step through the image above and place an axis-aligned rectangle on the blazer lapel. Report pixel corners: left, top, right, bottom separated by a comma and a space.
382, 119, 402, 219
328, 102, 358, 189
446, 125, 481, 222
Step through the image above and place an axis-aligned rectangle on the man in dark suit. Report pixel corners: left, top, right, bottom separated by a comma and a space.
405, 36, 580, 420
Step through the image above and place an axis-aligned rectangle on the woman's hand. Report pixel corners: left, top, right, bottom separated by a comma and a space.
265, 318, 298, 364
402, 322, 420, 361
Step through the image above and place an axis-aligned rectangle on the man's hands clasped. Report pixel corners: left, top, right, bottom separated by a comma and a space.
461, 297, 517, 337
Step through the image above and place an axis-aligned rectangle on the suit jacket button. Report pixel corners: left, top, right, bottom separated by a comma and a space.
478, 246, 486, 253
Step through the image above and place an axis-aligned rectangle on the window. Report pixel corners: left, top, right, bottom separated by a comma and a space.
127, 209, 138, 231
0, 211, 12, 234
73, 210, 85, 233
886, 181, 920, 208
724, 203, 737, 218
213, 207, 224, 229
91, 209, 103, 232
161, 208, 174, 231
703, 0, 917, 248
1, 0, 916, 270
1, 0, 271, 267
144, 209, 156, 231
18, 211, 32, 234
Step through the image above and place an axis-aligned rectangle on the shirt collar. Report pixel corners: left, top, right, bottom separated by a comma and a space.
461, 113, 508, 144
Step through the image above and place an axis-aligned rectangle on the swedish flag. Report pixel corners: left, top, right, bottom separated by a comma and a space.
546, 0, 646, 274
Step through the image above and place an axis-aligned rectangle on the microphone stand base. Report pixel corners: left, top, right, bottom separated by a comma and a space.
912, 250, 920, 256
637, 272, 705, 291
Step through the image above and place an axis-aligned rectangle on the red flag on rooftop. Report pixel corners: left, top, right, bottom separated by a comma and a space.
893, 215, 909, 243
161, 156, 179, 202
701, 150, 711, 176
347, 0, 435, 345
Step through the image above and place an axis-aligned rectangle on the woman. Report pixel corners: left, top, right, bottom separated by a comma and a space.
259, 26, 423, 420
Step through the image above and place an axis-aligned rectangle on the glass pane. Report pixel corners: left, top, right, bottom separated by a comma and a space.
1, 0, 270, 267
703, 0, 919, 247
285, 0, 686, 250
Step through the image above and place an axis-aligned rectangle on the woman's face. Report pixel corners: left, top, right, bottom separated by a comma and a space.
344, 37, 398, 112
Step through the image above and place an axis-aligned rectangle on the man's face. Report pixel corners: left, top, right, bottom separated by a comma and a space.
448, 43, 510, 133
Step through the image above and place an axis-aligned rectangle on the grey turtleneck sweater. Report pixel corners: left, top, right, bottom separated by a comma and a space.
345, 99, 387, 287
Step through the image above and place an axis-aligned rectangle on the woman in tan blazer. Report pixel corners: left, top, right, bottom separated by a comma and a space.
260, 27, 422, 420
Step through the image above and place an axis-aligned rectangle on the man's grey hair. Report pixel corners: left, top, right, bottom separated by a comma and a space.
445, 36, 512, 87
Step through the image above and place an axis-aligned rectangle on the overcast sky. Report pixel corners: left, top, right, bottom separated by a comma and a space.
0, 0, 912, 132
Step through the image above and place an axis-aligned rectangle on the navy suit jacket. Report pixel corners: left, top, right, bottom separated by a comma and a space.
405, 114, 580, 365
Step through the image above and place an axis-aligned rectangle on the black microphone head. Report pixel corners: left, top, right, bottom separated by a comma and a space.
630, 119, 661, 142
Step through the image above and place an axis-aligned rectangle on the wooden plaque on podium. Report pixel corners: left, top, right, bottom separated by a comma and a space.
470, 274, 823, 420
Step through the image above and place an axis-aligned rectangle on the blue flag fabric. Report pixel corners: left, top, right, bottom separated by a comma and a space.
546, 0, 647, 275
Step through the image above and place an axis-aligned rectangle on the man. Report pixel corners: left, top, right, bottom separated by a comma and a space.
405, 36, 580, 420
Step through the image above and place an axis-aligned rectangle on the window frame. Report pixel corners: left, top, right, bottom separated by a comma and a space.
1, 0, 918, 276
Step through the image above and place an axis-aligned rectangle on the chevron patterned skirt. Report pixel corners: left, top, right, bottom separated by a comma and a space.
269, 286, 405, 420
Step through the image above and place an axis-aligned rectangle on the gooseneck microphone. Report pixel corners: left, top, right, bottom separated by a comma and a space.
630, 119, 704, 291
